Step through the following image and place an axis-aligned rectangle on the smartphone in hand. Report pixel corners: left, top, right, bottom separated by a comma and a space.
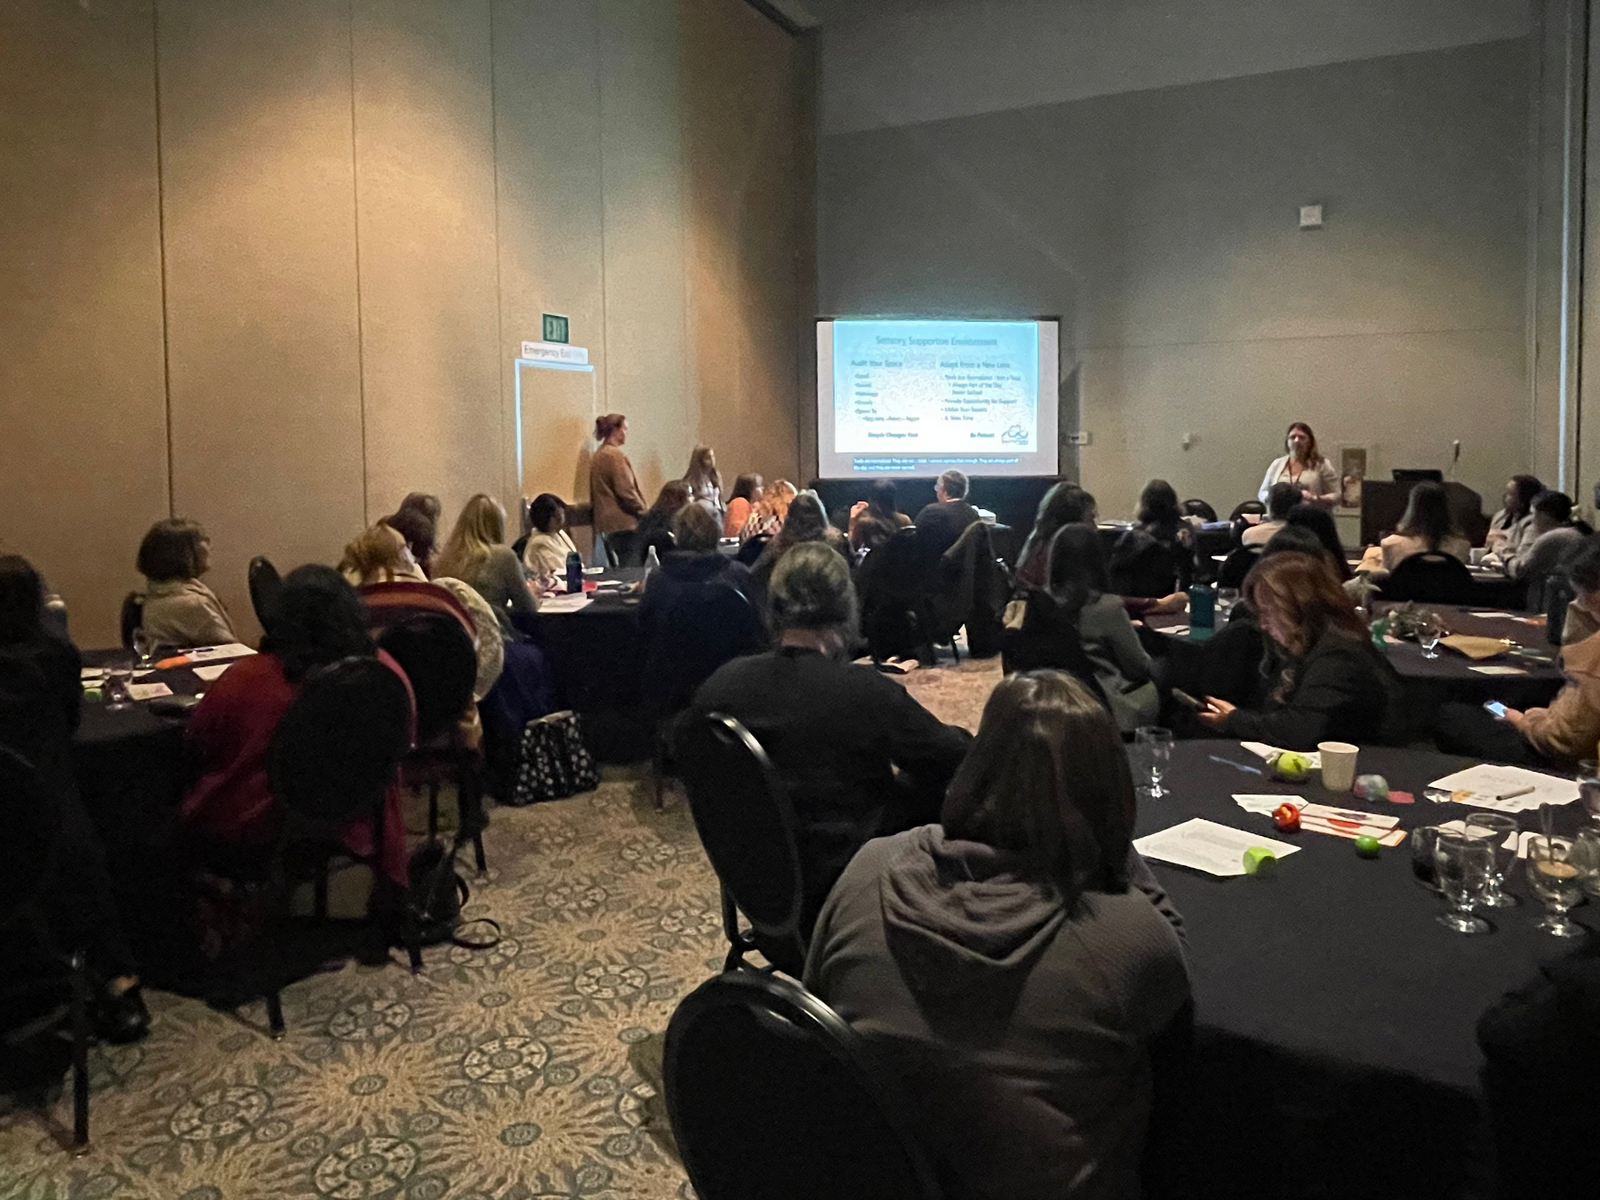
1171, 688, 1204, 711
1483, 700, 1509, 719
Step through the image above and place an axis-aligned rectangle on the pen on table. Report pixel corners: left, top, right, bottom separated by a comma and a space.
1208, 754, 1263, 775
1493, 785, 1535, 803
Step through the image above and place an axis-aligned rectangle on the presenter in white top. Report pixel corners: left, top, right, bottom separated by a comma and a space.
1257, 421, 1340, 508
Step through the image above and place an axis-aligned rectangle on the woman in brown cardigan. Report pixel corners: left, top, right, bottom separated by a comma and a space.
589, 413, 647, 565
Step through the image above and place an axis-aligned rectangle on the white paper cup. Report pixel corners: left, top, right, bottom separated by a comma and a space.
1469, 548, 1486, 566
1318, 742, 1359, 792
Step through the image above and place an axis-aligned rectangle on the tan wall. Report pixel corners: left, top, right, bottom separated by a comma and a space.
0, 0, 812, 646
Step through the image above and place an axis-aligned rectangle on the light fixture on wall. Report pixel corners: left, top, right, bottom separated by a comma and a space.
1299, 204, 1324, 230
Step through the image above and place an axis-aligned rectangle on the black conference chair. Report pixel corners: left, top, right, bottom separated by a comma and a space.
0, 747, 91, 1153
1216, 544, 1263, 590
736, 534, 772, 566
858, 528, 938, 664
923, 521, 1002, 663
1380, 552, 1476, 605
664, 969, 943, 1200
1228, 500, 1266, 523
1109, 528, 1189, 598
1181, 498, 1218, 522
202, 656, 414, 1038
1000, 590, 1109, 708
247, 556, 283, 632
640, 584, 766, 808
676, 712, 806, 977
377, 615, 488, 874
118, 592, 143, 650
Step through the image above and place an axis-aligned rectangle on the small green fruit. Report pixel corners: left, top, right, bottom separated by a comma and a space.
1272, 751, 1314, 783
1354, 835, 1381, 858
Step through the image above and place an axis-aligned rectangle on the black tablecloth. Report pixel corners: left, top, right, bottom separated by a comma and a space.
1146, 740, 1594, 1198
535, 569, 650, 762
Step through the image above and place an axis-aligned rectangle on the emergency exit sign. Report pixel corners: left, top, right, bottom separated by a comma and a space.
542, 313, 569, 344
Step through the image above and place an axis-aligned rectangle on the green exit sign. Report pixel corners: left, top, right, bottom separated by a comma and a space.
542, 313, 569, 344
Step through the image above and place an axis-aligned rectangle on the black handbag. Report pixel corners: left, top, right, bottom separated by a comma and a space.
510, 710, 601, 805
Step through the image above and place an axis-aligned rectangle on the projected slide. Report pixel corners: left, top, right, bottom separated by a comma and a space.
816, 318, 1059, 480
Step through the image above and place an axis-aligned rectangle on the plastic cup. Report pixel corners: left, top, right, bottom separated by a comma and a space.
1318, 741, 1359, 792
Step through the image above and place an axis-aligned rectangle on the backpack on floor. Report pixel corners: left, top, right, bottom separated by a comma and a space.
511, 710, 601, 805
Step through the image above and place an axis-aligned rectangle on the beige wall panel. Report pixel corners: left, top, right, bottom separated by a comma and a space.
353, 0, 501, 526
1080, 327, 1528, 520
0, 0, 167, 646
493, 0, 608, 507
598, 0, 687, 501
683, 0, 806, 488
158, 0, 365, 636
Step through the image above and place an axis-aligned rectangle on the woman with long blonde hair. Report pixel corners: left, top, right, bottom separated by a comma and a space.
741, 478, 797, 541
435, 494, 539, 641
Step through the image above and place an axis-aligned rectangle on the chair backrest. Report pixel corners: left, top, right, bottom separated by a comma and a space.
1229, 500, 1266, 522
0, 745, 57, 933
926, 520, 990, 639
248, 556, 283, 632
1217, 544, 1263, 590
377, 614, 477, 744
1181, 498, 1218, 522
735, 534, 771, 566
665, 970, 943, 1200
641, 584, 765, 722
119, 592, 143, 649
1381, 552, 1476, 604
1108, 528, 1181, 599
268, 656, 412, 834
1000, 590, 1108, 703
859, 527, 938, 660
676, 712, 806, 974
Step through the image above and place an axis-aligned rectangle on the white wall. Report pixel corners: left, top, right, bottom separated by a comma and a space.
815, 0, 1531, 134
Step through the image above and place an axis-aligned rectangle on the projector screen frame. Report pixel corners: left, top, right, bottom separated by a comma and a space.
813, 314, 1063, 481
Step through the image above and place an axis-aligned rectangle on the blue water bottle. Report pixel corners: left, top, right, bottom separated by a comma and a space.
566, 550, 583, 595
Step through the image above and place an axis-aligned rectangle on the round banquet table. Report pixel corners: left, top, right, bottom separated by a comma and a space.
1144, 739, 1594, 1199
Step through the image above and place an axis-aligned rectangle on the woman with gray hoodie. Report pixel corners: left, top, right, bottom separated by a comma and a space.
804, 670, 1191, 1200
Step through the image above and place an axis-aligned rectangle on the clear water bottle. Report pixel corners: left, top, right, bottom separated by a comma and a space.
566, 550, 583, 594
644, 544, 660, 577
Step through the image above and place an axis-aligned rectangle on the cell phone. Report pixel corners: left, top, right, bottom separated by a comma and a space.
1483, 701, 1509, 719
1171, 688, 1204, 711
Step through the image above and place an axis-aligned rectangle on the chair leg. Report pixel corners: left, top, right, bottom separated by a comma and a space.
265, 990, 286, 1040
404, 908, 424, 975
472, 832, 487, 876
69, 950, 89, 1155
652, 736, 667, 811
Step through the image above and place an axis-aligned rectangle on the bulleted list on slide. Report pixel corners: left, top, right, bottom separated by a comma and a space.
832, 319, 1039, 456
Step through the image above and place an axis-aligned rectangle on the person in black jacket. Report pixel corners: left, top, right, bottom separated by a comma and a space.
0, 554, 149, 1043
913, 469, 982, 559
683, 542, 973, 933
1196, 550, 1389, 749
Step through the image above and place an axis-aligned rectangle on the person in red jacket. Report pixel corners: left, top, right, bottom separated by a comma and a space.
182, 565, 412, 890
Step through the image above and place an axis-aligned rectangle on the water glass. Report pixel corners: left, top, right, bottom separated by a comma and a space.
1410, 825, 1442, 887
1526, 836, 1586, 938
104, 665, 133, 711
1433, 833, 1493, 934
1462, 813, 1521, 908
132, 629, 155, 672
1572, 826, 1600, 899
1135, 726, 1174, 800
1578, 760, 1600, 825
1416, 612, 1443, 660
1218, 588, 1239, 617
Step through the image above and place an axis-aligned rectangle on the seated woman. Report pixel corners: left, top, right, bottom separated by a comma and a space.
740, 478, 796, 542
343, 523, 503, 717
1358, 481, 1471, 576
136, 518, 238, 648
383, 492, 443, 577
847, 479, 913, 544
434, 494, 541, 641
1015, 481, 1097, 590
1435, 540, 1600, 767
1109, 478, 1194, 596
748, 492, 849, 606
804, 669, 1191, 1200
1013, 524, 1160, 733
640, 503, 756, 632
1486, 474, 1543, 558
1197, 552, 1391, 749
685, 542, 972, 934
634, 480, 693, 565
723, 473, 764, 540
1500, 491, 1587, 608
0, 555, 150, 1042
521, 493, 580, 578
181, 565, 410, 889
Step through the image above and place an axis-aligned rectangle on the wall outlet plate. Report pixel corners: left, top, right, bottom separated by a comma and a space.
1066, 430, 1092, 445
1299, 204, 1324, 229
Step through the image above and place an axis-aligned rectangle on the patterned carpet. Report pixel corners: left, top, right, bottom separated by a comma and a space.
0, 654, 1001, 1200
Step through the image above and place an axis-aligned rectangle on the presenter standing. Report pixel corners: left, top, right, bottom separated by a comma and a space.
1257, 421, 1339, 508
590, 413, 647, 566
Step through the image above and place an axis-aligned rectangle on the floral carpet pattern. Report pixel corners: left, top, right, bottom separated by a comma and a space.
0, 655, 1001, 1200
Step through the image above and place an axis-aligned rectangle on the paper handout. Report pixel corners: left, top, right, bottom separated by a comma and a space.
1134, 818, 1301, 878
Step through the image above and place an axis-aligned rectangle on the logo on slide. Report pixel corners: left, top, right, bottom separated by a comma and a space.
1000, 424, 1029, 446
